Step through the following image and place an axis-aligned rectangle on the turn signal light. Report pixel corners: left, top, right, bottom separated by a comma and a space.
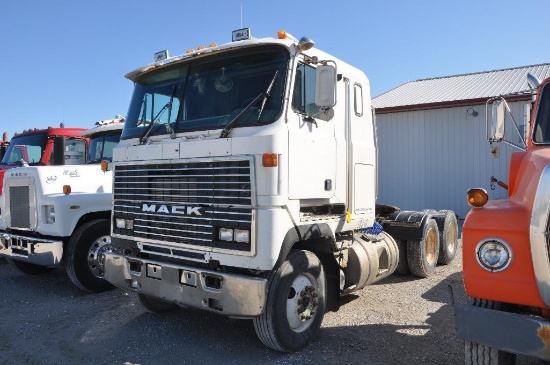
101, 160, 109, 172
262, 153, 278, 167
467, 188, 488, 208
63, 185, 72, 195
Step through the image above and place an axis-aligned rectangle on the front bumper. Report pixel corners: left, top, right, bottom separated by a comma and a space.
104, 252, 267, 318
0, 232, 63, 266
454, 303, 550, 360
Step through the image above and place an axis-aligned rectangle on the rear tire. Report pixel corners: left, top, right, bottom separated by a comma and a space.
407, 219, 440, 278
133, 293, 179, 314
65, 219, 114, 293
464, 299, 517, 365
394, 240, 410, 275
253, 250, 326, 353
434, 210, 458, 265
7, 258, 54, 275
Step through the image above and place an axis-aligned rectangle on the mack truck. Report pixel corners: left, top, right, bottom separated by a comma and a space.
454, 74, 550, 364
0, 117, 124, 293
0, 125, 89, 193
104, 29, 458, 352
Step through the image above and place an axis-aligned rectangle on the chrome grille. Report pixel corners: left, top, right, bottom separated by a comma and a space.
113, 159, 253, 251
10, 186, 31, 228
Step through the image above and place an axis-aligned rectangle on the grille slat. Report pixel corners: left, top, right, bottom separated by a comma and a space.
9, 186, 31, 229
113, 159, 253, 251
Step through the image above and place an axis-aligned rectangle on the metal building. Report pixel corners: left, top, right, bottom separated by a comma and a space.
372, 63, 550, 218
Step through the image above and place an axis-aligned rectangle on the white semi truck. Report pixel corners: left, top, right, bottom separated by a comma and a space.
0, 117, 124, 292
104, 29, 457, 352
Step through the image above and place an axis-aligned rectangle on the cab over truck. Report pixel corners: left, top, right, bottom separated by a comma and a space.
454, 75, 550, 364
104, 29, 457, 352
0, 125, 89, 193
0, 117, 124, 292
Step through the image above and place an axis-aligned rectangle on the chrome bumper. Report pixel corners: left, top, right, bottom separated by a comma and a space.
0, 232, 63, 266
104, 252, 267, 317
454, 303, 550, 361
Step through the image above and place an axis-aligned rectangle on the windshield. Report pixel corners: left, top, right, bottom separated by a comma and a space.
1, 133, 47, 165
533, 83, 550, 144
122, 46, 289, 139
87, 132, 121, 163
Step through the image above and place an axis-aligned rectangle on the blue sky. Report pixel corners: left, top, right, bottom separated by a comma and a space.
1, 0, 549, 138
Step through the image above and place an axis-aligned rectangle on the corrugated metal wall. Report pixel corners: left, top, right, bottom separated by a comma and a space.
375, 100, 529, 219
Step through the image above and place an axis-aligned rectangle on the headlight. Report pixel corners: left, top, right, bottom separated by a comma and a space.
219, 228, 234, 242
44, 205, 55, 223
115, 218, 133, 230
234, 229, 249, 243
476, 239, 513, 272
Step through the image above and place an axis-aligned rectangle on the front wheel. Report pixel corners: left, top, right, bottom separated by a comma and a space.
464, 299, 517, 365
7, 258, 54, 275
253, 250, 326, 353
65, 219, 114, 293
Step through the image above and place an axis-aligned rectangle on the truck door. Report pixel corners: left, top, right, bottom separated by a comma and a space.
288, 61, 337, 200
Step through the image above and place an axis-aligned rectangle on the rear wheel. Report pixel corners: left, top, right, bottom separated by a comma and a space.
394, 240, 410, 275
464, 299, 517, 365
7, 258, 54, 275
133, 293, 179, 314
65, 219, 114, 293
407, 219, 440, 278
434, 210, 458, 265
253, 250, 326, 353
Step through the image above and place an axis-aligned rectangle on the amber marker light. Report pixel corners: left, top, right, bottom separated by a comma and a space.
277, 30, 287, 39
262, 153, 278, 167
186, 49, 195, 54
63, 185, 72, 195
197, 45, 206, 50
467, 188, 488, 208
209, 43, 218, 47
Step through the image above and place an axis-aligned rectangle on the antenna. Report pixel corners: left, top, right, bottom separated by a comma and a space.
240, 1, 243, 28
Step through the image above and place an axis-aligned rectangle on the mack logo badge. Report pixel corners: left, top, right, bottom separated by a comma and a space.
10, 172, 27, 177
63, 169, 80, 177
46, 176, 57, 184
142, 203, 203, 216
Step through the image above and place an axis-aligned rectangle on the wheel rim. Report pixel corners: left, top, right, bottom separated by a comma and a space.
446, 221, 457, 254
425, 228, 437, 264
286, 273, 318, 333
87, 235, 111, 278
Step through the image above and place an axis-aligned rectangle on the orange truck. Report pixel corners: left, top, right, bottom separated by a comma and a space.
454, 74, 550, 363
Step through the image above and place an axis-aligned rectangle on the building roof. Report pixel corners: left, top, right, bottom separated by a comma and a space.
372, 63, 550, 111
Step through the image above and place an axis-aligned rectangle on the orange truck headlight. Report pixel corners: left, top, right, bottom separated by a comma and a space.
467, 188, 488, 208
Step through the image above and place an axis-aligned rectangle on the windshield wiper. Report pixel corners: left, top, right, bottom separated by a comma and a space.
219, 71, 278, 139
139, 85, 177, 144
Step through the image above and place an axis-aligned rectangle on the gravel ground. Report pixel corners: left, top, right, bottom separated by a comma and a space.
0, 237, 539, 365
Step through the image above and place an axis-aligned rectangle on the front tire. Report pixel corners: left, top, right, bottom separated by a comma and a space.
407, 218, 440, 278
464, 299, 517, 365
253, 250, 326, 353
7, 258, 54, 275
65, 219, 114, 293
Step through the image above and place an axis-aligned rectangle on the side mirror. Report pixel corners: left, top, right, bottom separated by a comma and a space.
315, 65, 337, 108
491, 100, 505, 141
53, 136, 66, 165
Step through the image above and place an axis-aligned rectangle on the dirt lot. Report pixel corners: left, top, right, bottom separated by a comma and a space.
0, 241, 538, 365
